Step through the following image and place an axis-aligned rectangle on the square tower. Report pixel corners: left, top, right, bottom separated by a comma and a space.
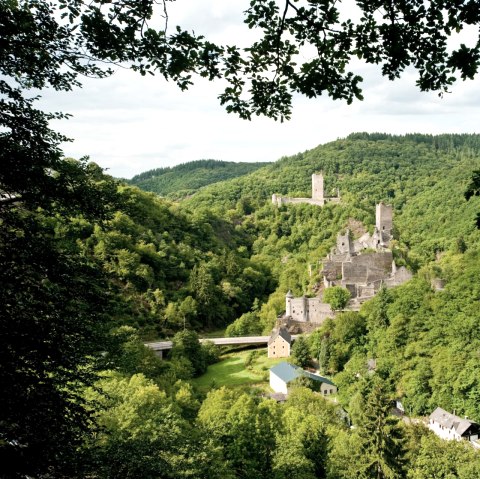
312, 173, 324, 202
375, 203, 393, 241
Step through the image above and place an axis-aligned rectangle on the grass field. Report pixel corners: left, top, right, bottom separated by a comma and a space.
191, 349, 285, 392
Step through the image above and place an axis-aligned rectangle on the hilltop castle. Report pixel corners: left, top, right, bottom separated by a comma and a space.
283, 203, 412, 325
272, 173, 340, 207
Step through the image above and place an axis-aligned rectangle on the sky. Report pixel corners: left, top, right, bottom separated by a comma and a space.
38, 1, 480, 179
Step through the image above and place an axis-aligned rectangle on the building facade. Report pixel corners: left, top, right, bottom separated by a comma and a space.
269, 362, 337, 395
267, 328, 292, 358
429, 407, 480, 444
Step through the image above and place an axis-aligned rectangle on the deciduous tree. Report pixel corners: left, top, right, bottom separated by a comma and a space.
323, 286, 351, 311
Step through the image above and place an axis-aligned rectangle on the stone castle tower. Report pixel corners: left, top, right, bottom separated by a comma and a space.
272, 172, 340, 207
375, 203, 393, 245
285, 290, 294, 317
336, 229, 354, 254
312, 173, 324, 202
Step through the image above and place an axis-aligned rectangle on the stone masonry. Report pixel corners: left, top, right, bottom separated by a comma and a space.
282, 203, 412, 324
272, 173, 340, 207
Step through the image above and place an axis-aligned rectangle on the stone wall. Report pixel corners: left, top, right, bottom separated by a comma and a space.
385, 266, 413, 287
272, 195, 326, 207
307, 299, 334, 323
336, 231, 354, 254
341, 252, 393, 284
276, 317, 321, 334
288, 297, 334, 323
272, 172, 340, 207
322, 260, 343, 281
290, 297, 308, 321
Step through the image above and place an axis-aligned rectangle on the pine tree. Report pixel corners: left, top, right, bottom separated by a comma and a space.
291, 335, 311, 368
355, 377, 407, 479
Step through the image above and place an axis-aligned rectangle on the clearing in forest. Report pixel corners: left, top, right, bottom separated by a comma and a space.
191, 349, 284, 392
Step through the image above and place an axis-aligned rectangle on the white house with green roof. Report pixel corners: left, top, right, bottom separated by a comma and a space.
269, 361, 337, 396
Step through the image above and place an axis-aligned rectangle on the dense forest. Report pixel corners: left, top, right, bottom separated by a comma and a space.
3, 133, 480, 478
129, 159, 269, 199
4, 2, 480, 477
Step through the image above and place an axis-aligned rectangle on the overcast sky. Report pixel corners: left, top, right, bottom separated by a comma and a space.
38, 1, 480, 179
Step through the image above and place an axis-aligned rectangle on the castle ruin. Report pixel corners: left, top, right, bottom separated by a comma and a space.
282, 203, 412, 325
272, 173, 340, 207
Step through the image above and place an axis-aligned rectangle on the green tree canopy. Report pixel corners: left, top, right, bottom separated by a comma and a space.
2, 1, 479, 125
355, 377, 407, 479
82, 373, 230, 479
291, 335, 311, 368
170, 330, 207, 377
323, 286, 351, 311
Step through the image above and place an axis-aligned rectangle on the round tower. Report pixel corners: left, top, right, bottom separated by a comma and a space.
302, 295, 309, 322
285, 290, 293, 317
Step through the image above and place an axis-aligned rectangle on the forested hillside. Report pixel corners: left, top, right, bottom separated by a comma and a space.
4, 133, 480, 478
62, 184, 274, 339
179, 133, 480, 332
129, 159, 269, 199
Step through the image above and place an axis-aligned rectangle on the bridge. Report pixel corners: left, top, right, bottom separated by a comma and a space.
146, 335, 299, 358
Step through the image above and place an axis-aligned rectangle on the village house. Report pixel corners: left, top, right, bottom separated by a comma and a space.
267, 327, 292, 358
429, 407, 480, 446
269, 361, 337, 396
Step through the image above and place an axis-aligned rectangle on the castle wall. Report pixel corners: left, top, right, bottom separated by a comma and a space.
342, 263, 368, 284
351, 252, 393, 270
327, 253, 351, 263
288, 297, 334, 323
307, 299, 334, 323
290, 297, 308, 322
336, 231, 353, 254
366, 266, 392, 283
341, 252, 393, 284
272, 197, 341, 207
386, 266, 413, 287
272, 172, 340, 207
357, 284, 376, 298
322, 260, 343, 281
344, 283, 357, 298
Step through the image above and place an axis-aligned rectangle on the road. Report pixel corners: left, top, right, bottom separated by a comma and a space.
146, 335, 299, 352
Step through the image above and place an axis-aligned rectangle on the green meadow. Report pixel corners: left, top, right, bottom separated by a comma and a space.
191, 349, 285, 392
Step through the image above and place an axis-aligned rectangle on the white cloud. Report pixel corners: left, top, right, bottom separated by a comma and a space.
35, 2, 480, 179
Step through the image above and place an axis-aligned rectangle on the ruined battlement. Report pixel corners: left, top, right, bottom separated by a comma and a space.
282, 203, 412, 323
272, 173, 340, 207
285, 292, 335, 324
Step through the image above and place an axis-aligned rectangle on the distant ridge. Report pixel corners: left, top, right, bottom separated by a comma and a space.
129, 159, 270, 199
